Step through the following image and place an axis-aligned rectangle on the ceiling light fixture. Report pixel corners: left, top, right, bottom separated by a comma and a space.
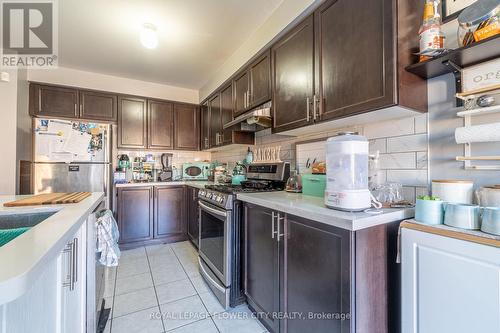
140, 23, 158, 49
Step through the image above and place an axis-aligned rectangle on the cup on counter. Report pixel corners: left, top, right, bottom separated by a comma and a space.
443, 203, 480, 230
415, 198, 445, 225
481, 207, 500, 236
432, 180, 474, 204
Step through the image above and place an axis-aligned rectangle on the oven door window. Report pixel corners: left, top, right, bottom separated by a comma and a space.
200, 208, 225, 275
185, 166, 202, 177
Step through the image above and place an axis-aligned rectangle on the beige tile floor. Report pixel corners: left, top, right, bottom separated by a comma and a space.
103, 241, 268, 333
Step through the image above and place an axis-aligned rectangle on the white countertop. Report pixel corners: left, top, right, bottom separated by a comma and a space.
236, 192, 414, 231
115, 181, 213, 189
0, 192, 104, 305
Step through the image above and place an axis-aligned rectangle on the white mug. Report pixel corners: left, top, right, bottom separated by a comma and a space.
432, 180, 474, 204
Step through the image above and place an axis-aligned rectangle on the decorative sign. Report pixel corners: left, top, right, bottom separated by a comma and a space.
442, 0, 477, 22
462, 58, 500, 93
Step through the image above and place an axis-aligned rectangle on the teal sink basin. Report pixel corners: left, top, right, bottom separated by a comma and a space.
0, 211, 57, 246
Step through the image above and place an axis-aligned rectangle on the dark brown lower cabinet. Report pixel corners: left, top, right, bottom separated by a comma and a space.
117, 185, 188, 248
186, 186, 199, 247
117, 187, 153, 244
244, 203, 400, 333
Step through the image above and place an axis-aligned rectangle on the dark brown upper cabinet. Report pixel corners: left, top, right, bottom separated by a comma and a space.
79, 90, 117, 122
30, 84, 79, 119
174, 103, 199, 151
154, 186, 186, 239
148, 100, 174, 150
234, 71, 249, 116
220, 83, 234, 145
209, 93, 222, 147
233, 52, 271, 117
316, 0, 394, 121
272, 15, 315, 133
201, 101, 210, 150
117, 96, 148, 149
249, 50, 271, 108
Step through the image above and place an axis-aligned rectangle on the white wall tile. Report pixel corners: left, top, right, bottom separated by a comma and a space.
363, 117, 415, 139
387, 170, 428, 186
379, 153, 416, 169
402, 186, 416, 203
369, 138, 387, 154
416, 186, 430, 198
414, 114, 428, 134
387, 134, 427, 153
417, 152, 428, 169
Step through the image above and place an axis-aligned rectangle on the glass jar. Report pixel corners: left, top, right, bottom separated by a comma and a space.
458, 0, 500, 47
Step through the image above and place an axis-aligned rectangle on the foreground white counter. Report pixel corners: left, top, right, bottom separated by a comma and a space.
237, 191, 414, 231
0, 192, 104, 305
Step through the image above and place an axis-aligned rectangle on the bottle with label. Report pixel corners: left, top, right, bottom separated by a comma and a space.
418, 0, 445, 61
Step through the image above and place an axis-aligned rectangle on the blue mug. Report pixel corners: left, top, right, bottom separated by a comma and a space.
415, 199, 445, 225
481, 207, 500, 235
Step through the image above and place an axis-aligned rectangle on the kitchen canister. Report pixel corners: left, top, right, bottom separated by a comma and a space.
415, 198, 445, 225
444, 203, 481, 230
481, 207, 500, 235
432, 180, 474, 204
476, 185, 500, 207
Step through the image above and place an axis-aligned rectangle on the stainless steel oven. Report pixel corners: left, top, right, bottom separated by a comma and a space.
198, 200, 232, 308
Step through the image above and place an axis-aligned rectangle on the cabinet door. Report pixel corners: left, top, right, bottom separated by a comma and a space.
30, 84, 79, 119
283, 214, 351, 333
154, 186, 186, 238
117, 187, 153, 243
79, 90, 117, 122
220, 83, 234, 145
209, 93, 222, 147
316, 0, 394, 121
249, 51, 271, 108
244, 204, 280, 332
117, 96, 148, 149
186, 187, 199, 247
201, 101, 210, 150
148, 100, 174, 149
272, 15, 315, 133
174, 103, 199, 151
402, 228, 500, 333
234, 71, 249, 116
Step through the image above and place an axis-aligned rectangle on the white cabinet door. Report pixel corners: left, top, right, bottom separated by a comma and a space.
401, 228, 500, 333
60, 221, 87, 333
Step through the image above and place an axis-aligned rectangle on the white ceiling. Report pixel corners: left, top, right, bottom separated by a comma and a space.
58, 0, 284, 90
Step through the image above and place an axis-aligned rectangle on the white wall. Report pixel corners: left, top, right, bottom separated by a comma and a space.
0, 69, 19, 195
28, 67, 199, 104
199, 0, 318, 101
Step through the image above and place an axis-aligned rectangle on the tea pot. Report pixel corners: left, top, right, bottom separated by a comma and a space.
476, 186, 500, 207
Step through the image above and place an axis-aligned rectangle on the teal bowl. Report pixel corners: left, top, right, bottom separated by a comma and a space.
415, 199, 445, 225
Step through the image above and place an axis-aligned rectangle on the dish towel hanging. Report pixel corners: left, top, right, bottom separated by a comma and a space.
96, 210, 121, 266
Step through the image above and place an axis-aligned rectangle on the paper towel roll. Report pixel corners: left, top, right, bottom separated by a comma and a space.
455, 122, 500, 144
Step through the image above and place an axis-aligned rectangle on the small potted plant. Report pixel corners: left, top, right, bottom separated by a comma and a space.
415, 195, 445, 225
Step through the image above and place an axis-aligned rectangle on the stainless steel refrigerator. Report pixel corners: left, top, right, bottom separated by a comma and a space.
33, 118, 112, 208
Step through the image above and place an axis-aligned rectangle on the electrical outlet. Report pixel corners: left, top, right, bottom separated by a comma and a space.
0, 72, 10, 82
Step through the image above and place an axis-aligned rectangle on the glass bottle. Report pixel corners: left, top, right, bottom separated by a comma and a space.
418, 0, 445, 62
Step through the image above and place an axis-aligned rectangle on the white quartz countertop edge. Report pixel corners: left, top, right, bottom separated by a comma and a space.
0, 192, 104, 305
236, 192, 415, 231
115, 181, 212, 189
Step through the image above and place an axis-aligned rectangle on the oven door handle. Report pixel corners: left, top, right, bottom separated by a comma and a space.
199, 201, 227, 217
199, 257, 226, 293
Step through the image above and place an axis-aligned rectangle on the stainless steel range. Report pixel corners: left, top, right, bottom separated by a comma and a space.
197, 162, 290, 309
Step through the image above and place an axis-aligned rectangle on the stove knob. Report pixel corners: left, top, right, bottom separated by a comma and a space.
218, 197, 224, 203
207, 193, 213, 199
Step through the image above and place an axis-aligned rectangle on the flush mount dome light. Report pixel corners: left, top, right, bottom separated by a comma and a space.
140, 23, 158, 49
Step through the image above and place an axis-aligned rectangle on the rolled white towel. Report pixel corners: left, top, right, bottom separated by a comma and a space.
455, 122, 500, 144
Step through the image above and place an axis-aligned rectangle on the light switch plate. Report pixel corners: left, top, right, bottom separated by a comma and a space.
0, 72, 10, 82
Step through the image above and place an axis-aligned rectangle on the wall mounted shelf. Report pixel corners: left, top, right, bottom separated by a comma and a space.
405, 35, 500, 79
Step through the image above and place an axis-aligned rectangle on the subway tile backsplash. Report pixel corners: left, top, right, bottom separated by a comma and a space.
212, 114, 429, 203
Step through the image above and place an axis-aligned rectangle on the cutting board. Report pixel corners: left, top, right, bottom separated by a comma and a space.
3, 192, 92, 207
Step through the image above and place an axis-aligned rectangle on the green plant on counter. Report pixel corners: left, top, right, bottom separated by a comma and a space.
417, 195, 441, 201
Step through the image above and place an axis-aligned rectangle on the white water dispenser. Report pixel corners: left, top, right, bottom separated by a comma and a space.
325, 132, 371, 211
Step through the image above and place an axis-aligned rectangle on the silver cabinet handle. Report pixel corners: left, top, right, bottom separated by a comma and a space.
247, 90, 251, 108
74, 103, 78, 117
243, 92, 247, 109
62, 243, 72, 288
313, 95, 318, 121
38, 90, 42, 112
79, 103, 83, 117
306, 97, 310, 122
277, 213, 285, 242
204, 137, 209, 149
271, 211, 276, 239
71, 237, 78, 290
